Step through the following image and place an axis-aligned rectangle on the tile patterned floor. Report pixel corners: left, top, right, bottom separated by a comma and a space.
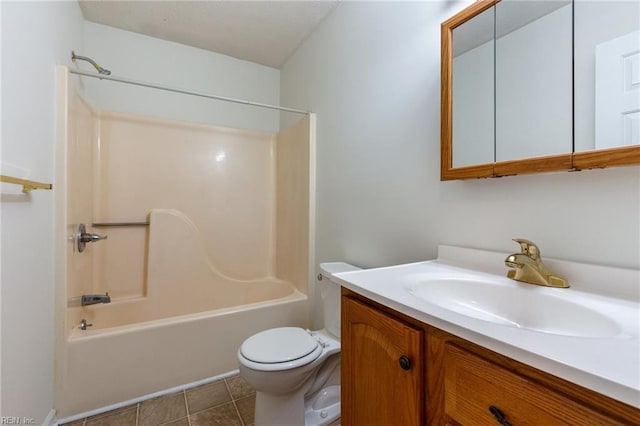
61, 375, 256, 426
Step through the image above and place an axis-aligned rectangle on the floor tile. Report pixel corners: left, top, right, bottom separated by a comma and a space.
186, 380, 232, 413
138, 392, 187, 426
235, 395, 255, 426
158, 417, 190, 426
226, 375, 255, 400
190, 401, 242, 426
85, 405, 137, 426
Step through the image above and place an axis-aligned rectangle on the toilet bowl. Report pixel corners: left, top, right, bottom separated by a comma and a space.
237, 262, 360, 426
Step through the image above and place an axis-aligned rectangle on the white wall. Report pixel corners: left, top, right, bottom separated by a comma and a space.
82, 22, 282, 132
281, 1, 640, 325
0, 1, 85, 422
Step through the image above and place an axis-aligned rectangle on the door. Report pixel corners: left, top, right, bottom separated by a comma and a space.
595, 30, 640, 149
341, 296, 424, 425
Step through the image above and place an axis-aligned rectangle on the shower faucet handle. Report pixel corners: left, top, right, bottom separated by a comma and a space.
76, 224, 108, 252
80, 233, 108, 243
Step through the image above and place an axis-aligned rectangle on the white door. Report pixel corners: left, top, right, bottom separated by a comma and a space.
595, 30, 640, 149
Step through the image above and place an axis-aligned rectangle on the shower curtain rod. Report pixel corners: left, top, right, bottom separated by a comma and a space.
69, 69, 309, 115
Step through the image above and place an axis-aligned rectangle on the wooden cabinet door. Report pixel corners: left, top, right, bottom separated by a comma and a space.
342, 296, 424, 426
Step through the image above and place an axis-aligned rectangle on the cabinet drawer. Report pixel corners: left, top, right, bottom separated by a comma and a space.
443, 344, 622, 426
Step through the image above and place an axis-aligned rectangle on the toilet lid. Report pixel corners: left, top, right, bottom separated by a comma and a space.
240, 327, 319, 364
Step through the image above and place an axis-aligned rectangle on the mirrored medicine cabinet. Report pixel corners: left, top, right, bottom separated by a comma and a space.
441, 0, 640, 180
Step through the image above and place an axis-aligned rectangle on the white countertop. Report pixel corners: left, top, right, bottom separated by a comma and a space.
333, 245, 640, 408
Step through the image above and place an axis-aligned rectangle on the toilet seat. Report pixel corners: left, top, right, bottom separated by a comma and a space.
239, 327, 323, 371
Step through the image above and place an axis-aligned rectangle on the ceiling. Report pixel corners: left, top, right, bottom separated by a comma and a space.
78, 0, 339, 69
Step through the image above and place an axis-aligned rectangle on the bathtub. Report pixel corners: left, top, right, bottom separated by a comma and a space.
56, 209, 311, 417
55, 70, 315, 418
57, 285, 308, 417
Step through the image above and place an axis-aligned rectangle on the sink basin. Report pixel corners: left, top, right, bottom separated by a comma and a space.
335, 251, 640, 407
407, 278, 622, 338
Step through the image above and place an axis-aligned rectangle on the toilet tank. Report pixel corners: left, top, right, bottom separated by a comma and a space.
319, 262, 361, 338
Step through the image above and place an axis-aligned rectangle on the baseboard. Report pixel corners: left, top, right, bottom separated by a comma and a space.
55, 369, 239, 424
42, 409, 57, 426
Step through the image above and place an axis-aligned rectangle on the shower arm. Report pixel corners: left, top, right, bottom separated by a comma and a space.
71, 51, 111, 75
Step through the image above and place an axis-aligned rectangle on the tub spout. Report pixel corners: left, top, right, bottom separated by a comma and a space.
81, 293, 111, 306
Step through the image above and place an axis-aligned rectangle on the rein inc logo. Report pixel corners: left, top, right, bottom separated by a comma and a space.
0, 418, 35, 425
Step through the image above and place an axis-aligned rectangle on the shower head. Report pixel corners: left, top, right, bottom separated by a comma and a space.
96, 65, 111, 75
71, 51, 111, 76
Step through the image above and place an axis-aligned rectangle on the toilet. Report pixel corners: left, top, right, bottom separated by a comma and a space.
237, 262, 360, 426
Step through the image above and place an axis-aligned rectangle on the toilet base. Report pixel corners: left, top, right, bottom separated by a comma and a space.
304, 384, 340, 426
255, 388, 306, 426
254, 383, 341, 426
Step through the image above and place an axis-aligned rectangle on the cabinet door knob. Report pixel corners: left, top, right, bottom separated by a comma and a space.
398, 355, 411, 370
488, 405, 513, 426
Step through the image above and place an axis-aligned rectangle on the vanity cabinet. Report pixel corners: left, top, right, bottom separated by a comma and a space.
341, 288, 640, 426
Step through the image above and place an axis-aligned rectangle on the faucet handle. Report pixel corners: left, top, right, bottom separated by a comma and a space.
512, 238, 540, 260
76, 224, 108, 253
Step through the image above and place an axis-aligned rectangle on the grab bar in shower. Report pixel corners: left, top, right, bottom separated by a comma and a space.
1, 175, 52, 192
92, 222, 150, 227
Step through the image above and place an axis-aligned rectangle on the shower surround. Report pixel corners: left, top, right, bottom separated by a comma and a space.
54, 67, 315, 417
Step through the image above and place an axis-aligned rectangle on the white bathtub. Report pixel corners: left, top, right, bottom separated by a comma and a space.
57, 210, 311, 416
57, 285, 308, 417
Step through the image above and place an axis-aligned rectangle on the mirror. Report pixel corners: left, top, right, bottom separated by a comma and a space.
452, 6, 494, 168
442, 0, 498, 179
442, 0, 640, 180
495, 0, 572, 162
574, 0, 640, 152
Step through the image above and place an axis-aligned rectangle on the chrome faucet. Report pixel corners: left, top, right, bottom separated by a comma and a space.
81, 293, 111, 306
76, 224, 108, 253
505, 239, 569, 288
